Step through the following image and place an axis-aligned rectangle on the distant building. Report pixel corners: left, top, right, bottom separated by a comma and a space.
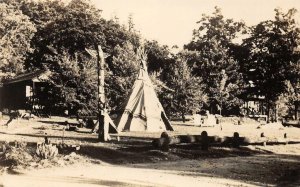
0, 70, 51, 116
240, 68, 269, 121
241, 93, 268, 121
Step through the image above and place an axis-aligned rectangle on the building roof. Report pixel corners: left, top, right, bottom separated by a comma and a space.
3, 70, 50, 85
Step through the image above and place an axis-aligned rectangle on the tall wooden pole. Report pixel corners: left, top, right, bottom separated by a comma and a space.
95, 45, 106, 141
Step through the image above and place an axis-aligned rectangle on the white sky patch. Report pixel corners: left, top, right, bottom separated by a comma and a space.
91, 0, 300, 48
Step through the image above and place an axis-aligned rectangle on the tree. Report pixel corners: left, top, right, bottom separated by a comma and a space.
276, 80, 298, 118
47, 42, 141, 116
106, 42, 139, 112
0, 0, 67, 30
290, 58, 300, 119
162, 54, 207, 121
29, 0, 105, 63
48, 52, 98, 116
184, 7, 246, 115
19, 0, 142, 114
202, 59, 245, 116
0, 3, 36, 79
241, 8, 300, 121
24, 0, 141, 68
144, 40, 172, 72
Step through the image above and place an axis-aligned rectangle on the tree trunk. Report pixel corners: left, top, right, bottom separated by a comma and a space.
274, 104, 278, 122
267, 101, 270, 123
295, 101, 299, 120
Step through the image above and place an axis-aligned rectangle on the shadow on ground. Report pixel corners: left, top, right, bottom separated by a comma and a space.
0, 131, 98, 143
78, 141, 300, 187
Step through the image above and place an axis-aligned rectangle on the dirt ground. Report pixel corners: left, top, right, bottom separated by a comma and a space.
0, 116, 300, 187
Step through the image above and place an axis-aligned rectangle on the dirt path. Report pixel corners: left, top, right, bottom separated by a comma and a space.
1, 163, 257, 187
2, 146, 300, 187
1, 118, 300, 186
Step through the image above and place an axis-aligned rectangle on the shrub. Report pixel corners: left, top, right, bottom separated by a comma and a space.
36, 143, 58, 159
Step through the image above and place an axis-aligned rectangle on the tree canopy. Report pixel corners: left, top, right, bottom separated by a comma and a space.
184, 7, 246, 115
106, 42, 139, 112
0, 1, 299, 120
241, 8, 300, 120
160, 52, 207, 120
0, 3, 36, 79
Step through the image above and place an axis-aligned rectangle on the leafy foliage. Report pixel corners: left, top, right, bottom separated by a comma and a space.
0, 3, 36, 78
1, 0, 299, 119
26, 0, 104, 68
184, 7, 246, 115
241, 8, 300, 119
48, 52, 98, 115
106, 42, 139, 112
161, 53, 207, 119
144, 40, 172, 72
16, 0, 142, 114
277, 80, 298, 118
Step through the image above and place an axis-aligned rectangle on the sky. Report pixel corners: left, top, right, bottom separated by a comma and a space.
90, 0, 300, 48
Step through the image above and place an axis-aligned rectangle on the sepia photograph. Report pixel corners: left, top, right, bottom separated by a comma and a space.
0, 0, 300, 186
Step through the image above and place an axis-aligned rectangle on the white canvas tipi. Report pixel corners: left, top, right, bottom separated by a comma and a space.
117, 51, 173, 132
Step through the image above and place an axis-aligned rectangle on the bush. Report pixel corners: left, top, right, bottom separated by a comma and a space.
1, 141, 33, 168
36, 143, 58, 159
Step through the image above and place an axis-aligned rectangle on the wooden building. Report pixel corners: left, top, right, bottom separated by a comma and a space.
0, 70, 51, 116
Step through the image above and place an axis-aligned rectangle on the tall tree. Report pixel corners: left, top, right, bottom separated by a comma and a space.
25, 0, 141, 68
162, 54, 207, 121
19, 0, 142, 114
276, 80, 298, 119
241, 8, 300, 120
184, 7, 246, 115
106, 42, 139, 112
0, 3, 36, 79
2, 0, 67, 30
31, 0, 105, 61
48, 52, 98, 116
